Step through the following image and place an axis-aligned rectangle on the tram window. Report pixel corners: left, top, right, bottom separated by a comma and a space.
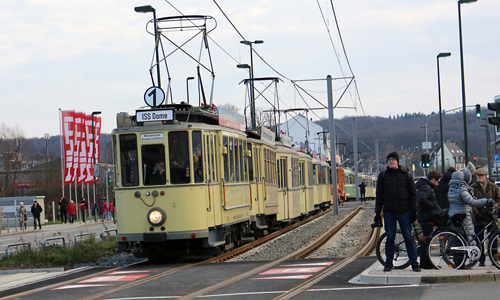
120, 134, 139, 186
308, 162, 313, 186
223, 136, 229, 182
142, 144, 166, 186
210, 135, 216, 183
247, 143, 253, 181
235, 139, 240, 182
229, 137, 234, 182
193, 132, 203, 183
277, 159, 281, 188
168, 131, 189, 184
113, 135, 119, 187
299, 161, 305, 186
240, 139, 245, 182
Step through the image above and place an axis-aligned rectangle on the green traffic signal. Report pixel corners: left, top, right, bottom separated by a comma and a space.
476, 104, 481, 118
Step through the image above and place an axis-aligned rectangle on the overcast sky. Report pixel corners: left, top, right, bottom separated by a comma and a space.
2, 0, 499, 138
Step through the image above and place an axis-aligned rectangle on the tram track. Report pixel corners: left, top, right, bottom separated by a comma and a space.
1, 207, 335, 299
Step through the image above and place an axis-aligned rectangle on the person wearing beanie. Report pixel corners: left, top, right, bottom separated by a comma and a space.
448, 168, 495, 267
375, 151, 420, 272
466, 162, 477, 184
470, 167, 500, 266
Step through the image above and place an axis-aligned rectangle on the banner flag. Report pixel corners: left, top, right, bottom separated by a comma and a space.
61, 110, 102, 186
77, 113, 88, 184
62, 111, 75, 184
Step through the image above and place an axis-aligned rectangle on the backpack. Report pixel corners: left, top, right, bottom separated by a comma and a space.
99, 201, 105, 210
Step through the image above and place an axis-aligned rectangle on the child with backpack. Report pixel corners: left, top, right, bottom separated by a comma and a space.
98, 199, 107, 222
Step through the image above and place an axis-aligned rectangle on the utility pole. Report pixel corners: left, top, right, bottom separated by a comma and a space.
327, 75, 338, 215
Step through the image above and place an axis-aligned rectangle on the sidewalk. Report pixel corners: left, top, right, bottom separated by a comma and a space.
350, 260, 500, 285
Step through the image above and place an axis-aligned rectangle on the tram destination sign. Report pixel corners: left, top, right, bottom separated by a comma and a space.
136, 110, 173, 122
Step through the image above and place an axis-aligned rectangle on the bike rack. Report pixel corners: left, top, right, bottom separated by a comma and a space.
5, 242, 31, 258
100, 229, 117, 240
74, 233, 94, 245
43, 237, 66, 250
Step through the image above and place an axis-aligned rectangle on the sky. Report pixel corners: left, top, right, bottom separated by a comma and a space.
1, 0, 499, 138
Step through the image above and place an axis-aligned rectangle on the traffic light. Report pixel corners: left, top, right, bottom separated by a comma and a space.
476, 104, 481, 118
487, 101, 500, 126
473, 156, 477, 163
421, 153, 431, 168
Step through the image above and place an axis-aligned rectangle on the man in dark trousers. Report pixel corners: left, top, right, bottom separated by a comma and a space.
59, 196, 68, 224
359, 181, 366, 202
31, 200, 43, 230
374, 152, 420, 272
471, 167, 500, 266
416, 170, 442, 269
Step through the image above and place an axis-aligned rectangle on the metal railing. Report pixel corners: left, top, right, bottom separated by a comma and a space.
100, 229, 117, 240
74, 233, 94, 246
43, 237, 66, 250
5, 242, 31, 258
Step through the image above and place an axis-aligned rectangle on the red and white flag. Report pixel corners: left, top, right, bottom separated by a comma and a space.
61, 110, 102, 186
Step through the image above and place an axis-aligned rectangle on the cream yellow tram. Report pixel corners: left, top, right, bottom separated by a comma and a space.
113, 105, 330, 258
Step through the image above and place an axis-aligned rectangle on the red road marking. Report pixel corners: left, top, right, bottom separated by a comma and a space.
52, 284, 115, 290
78, 275, 148, 283
259, 267, 325, 275
280, 262, 334, 266
251, 275, 313, 280
107, 270, 159, 275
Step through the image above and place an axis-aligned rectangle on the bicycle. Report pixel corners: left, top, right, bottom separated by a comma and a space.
375, 222, 423, 269
426, 204, 500, 270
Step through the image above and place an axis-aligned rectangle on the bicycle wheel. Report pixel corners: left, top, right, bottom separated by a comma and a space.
376, 231, 411, 269
427, 229, 468, 270
488, 232, 500, 269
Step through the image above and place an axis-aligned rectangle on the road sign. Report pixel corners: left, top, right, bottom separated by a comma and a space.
494, 154, 500, 162
422, 142, 432, 150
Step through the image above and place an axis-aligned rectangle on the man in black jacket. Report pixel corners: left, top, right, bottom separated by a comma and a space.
375, 152, 420, 272
31, 200, 43, 230
416, 170, 442, 269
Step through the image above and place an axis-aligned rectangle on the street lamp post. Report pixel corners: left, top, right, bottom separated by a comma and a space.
43, 133, 49, 160
458, 0, 477, 164
135, 5, 161, 88
237, 64, 251, 126
240, 40, 263, 131
91, 111, 101, 208
186, 77, 195, 104
432, 130, 440, 144
437, 52, 451, 174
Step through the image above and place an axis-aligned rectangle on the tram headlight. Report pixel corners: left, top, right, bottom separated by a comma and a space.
147, 208, 166, 226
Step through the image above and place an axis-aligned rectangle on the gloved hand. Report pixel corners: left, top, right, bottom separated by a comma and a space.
487, 199, 496, 206
410, 211, 417, 223
475, 213, 484, 221
374, 213, 381, 223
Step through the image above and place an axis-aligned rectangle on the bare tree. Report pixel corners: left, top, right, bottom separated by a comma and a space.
218, 103, 241, 114
0, 123, 28, 197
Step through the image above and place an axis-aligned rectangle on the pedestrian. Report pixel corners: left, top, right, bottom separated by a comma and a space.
108, 201, 115, 222
59, 196, 68, 224
416, 170, 442, 269
359, 181, 366, 202
67, 200, 76, 224
98, 198, 107, 221
92, 202, 99, 222
18, 202, 27, 230
435, 167, 456, 210
467, 162, 477, 185
470, 167, 500, 266
374, 152, 421, 272
31, 200, 43, 230
448, 168, 494, 243
80, 197, 88, 223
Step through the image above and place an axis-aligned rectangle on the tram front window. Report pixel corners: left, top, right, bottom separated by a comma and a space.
143, 144, 166, 186
169, 132, 189, 184
120, 134, 139, 186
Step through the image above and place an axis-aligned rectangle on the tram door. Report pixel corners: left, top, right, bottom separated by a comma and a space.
277, 156, 289, 220
203, 133, 220, 226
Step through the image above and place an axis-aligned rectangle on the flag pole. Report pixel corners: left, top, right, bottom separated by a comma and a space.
59, 108, 64, 198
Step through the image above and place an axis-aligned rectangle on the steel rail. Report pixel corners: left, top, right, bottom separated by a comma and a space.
205, 208, 332, 263
272, 224, 381, 300
177, 207, 364, 300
